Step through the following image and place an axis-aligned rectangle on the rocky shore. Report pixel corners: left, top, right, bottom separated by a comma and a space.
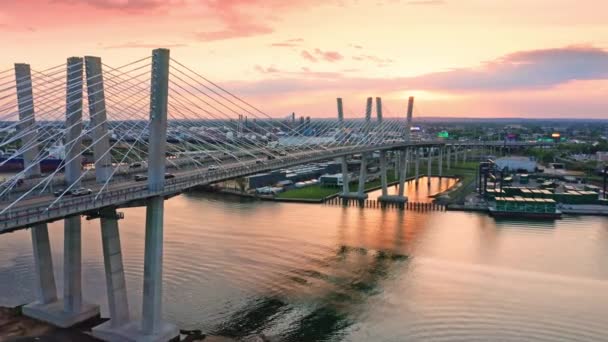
0, 306, 275, 342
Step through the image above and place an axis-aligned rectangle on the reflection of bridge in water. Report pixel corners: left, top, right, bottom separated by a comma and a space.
210, 209, 411, 341
0, 48, 553, 341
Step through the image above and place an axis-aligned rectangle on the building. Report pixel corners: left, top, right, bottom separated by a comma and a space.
597, 151, 608, 162
495, 156, 537, 173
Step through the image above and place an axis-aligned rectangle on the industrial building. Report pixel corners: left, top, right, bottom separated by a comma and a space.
494, 156, 537, 173
247, 161, 341, 190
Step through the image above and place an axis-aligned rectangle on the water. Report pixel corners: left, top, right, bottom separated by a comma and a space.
367, 176, 458, 202
1, 177, 608, 341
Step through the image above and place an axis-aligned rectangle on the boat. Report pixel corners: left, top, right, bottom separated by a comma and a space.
489, 207, 562, 219
489, 197, 562, 219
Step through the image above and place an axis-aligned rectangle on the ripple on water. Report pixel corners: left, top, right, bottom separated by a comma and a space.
345, 257, 608, 341
2, 185, 608, 341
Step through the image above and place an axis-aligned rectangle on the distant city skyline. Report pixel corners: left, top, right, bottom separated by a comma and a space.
1, 0, 607, 118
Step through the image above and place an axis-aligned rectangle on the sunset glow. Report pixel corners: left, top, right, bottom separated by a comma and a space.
1, 0, 607, 118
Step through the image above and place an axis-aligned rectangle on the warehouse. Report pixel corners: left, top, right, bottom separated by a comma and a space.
494, 156, 537, 173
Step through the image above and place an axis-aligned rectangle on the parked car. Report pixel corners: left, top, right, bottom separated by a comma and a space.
164, 173, 176, 179
134, 174, 148, 181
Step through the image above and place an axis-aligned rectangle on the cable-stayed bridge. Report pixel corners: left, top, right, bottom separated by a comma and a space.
0, 49, 550, 341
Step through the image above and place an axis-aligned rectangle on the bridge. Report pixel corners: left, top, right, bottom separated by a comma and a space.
0, 49, 551, 341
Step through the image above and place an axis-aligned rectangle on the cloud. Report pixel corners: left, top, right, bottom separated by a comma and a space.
270, 38, 304, 47
300, 48, 344, 62
53, 0, 175, 12
193, 1, 331, 42
314, 48, 344, 62
195, 23, 273, 42
104, 41, 187, 49
228, 45, 608, 97
301, 50, 318, 62
353, 54, 394, 67
407, 0, 445, 5
254, 65, 281, 73
408, 45, 608, 91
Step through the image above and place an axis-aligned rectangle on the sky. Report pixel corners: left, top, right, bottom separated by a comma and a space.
1, 0, 607, 118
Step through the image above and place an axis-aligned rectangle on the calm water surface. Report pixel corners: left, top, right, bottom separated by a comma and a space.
1, 177, 608, 341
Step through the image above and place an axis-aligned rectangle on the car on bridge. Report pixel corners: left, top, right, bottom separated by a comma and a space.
54, 188, 92, 197
72, 188, 92, 196
164, 173, 176, 179
134, 174, 148, 181
208, 165, 220, 171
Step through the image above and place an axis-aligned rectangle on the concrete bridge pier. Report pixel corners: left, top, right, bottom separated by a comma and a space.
355, 153, 370, 205
340, 156, 350, 204
26, 224, 57, 306
414, 148, 420, 185
446, 147, 451, 170
91, 209, 131, 340
463, 148, 467, 164
438, 147, 443, 178
427, 148, 432, 186
380, 151, 388, 197
379, 148, 407, 209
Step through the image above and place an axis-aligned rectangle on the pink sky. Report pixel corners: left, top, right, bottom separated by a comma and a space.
1, 0, 607, 118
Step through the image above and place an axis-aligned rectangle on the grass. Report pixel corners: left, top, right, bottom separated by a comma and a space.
438, 161, 478, 204
275, 156, 480, 202
275, 185, 340, 199
276, 169, 399, 200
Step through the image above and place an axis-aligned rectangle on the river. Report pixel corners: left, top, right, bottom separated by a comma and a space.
1, 177, 608, 341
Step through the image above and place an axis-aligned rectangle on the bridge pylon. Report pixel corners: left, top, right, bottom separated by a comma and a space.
91, 48, 178, 342
24, 57, 101, 328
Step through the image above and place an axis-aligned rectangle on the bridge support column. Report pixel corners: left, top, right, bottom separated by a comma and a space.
14, 63, 41, 178
23, 224, 57, 312
463, 148, 467, 164
398, 149, 407, 196
446, 147, 451, 170
427, 148, 432, 185
380, 151, 388, 197
341, 157, 350, 196
141, 196, 174, 337
438, 147, 443, 178
357, 154, 368, 198
414, 148, 420, 184
91, 209, 132, 341
379, 149, 407, 209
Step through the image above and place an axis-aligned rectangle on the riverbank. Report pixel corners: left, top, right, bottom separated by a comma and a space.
0, 306, 280, 342
0, 306, 103, 341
